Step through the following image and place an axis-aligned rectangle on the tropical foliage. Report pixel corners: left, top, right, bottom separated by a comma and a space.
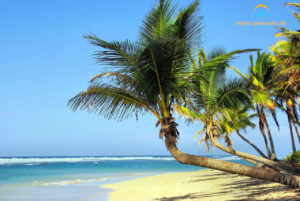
69, 0, 300, 187
270, 3, 300, 153
285, 150, 300, 165
174, 48, 252, 150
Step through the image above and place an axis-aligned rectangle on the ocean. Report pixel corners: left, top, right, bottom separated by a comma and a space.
0, 155, 249, 201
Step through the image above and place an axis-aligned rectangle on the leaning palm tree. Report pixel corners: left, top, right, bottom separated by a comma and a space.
175, 48, 296, 172
69, 0, 300, 187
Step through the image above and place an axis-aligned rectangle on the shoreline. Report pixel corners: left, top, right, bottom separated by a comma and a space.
102, 169, 299, 201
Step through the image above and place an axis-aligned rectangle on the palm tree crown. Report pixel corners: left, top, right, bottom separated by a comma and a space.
69, 0, 202, 124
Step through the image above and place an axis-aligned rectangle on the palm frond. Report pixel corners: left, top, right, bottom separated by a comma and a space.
200, 49, 260, 69
139, 0, 176, 45
215, 79, 251, 112
90, 72, 129, 83
68, 84, 160, 121
174, 104, 205, 122
251, 90, 276, 109
174, 0, 202, 49
206, 48, 228, 83
271, 110, 280, 130
292, 10, 300, 21
84, 35, 139, 67
227, 66, 249, 80
285, 3, 300, 10
137, 39, 191, 101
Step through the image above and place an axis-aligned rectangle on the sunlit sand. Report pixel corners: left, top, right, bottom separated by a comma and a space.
103, 169, 299, 201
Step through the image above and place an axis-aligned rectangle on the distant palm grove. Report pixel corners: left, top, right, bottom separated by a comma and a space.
69, 1, 300, 187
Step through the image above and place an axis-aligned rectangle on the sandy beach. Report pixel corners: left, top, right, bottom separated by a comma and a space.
103, 169, 299, 201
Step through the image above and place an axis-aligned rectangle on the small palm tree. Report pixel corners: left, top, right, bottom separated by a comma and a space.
175, 49, 277, 164
249, 52, 278, 160
218, 108, 267, 158
230, 52, 278, 159
69, 0, 300, 187
175, 48, 252, 149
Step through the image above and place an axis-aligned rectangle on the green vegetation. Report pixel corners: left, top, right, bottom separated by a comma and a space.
69, 1, 300, 187
285, 151, 300, 164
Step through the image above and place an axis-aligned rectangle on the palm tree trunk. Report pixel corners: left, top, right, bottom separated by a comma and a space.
261, 106, 277, 160
212, 139, 298, 174
297, 96, 300, 111
165, 134, 300, 187
256, 105, 272, 158
236, 130, 267, 158
287, 111, 297, 153
240, 157, 263, 167
293, 123, 300, 144
290, 114, 300, 144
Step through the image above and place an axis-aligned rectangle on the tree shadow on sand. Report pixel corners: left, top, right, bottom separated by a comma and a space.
223, 177, 300, 201
184, 171, 234, 183
155, 191, 243, 201
155, 172, 300, 201
154, 193, 202, 201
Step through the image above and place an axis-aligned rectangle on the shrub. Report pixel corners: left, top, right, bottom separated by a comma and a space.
284, 150, 300, 164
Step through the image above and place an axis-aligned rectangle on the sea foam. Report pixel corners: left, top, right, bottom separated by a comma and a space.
0, 155, 244, 165
34, 177, 113, 186
0, 156, 175, 165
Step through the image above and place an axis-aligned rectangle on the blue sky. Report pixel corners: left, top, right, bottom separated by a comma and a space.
0, 0, 299, 157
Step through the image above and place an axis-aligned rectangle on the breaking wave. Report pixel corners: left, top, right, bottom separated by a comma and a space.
0, 156, 175, 165
32, 177, 113, 186
0, 155, 244, 165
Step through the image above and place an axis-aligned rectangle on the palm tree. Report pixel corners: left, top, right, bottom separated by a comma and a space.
219, 107, 267, 158
175, 48, 296, 172
272, 3, 300, 110
249, 52, 278, 160
175, 48, 253, 152
69, 0, 300, 187
230, 52, 278, 160
273, 89, 299, 153
270, 2, 300, 152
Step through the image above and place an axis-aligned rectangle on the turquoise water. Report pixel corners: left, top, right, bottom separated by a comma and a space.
0, 155, 248, 201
